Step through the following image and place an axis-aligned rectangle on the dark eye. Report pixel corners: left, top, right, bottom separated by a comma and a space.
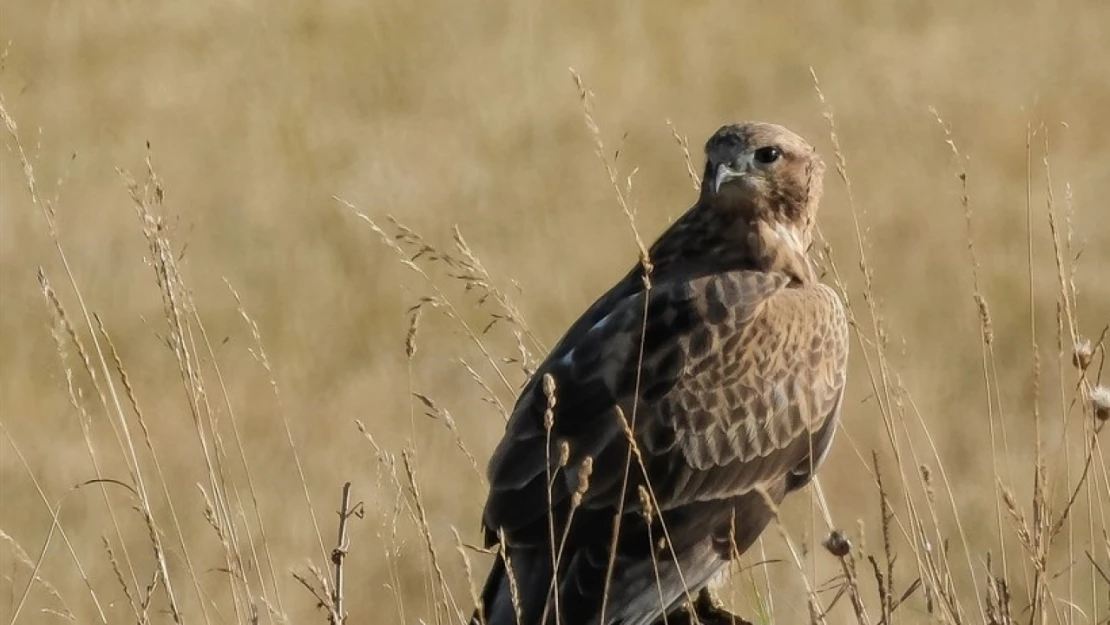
753, 146, 781, 164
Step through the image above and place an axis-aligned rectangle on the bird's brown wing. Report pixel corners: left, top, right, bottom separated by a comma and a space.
632, 279, 849, 511
482, 269, 848, 542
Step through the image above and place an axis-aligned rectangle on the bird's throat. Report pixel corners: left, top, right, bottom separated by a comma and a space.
754, 219, 815, 285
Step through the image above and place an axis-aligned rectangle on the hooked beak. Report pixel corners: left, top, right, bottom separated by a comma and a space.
713, 154, 753, 195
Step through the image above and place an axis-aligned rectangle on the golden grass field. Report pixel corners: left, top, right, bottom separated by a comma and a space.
1, 1, 1109, 623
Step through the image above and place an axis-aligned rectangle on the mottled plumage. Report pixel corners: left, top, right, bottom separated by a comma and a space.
472, 122, 848, 625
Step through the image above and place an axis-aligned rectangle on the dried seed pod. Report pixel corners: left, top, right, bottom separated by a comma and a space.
1073, 338, 1093, 371
1091, 386, 1110, 422
823, 530, 851, 557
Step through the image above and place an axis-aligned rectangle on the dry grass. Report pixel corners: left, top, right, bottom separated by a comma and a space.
1, 1, 1109, 623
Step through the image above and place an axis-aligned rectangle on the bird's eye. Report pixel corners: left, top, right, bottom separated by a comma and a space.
753, 146, 782, 165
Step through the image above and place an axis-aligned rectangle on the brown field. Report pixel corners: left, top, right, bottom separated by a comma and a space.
1, 1, 1108, 623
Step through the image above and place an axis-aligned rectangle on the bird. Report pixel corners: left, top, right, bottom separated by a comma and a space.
470, 122, 849, 625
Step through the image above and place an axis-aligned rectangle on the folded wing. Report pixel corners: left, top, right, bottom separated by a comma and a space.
482, 269, 848, 543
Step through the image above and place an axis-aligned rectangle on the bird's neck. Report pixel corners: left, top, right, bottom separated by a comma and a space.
647, 204, 815, 285
750, 218, 816, 285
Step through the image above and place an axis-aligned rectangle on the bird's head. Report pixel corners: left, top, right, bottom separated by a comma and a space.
700, 122, 826, 254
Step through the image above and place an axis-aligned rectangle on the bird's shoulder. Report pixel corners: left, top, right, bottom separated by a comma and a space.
498, 268, 800, 443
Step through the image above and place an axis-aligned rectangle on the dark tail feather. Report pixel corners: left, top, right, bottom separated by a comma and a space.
469, 554, 504, 625
471, 547, 553, 625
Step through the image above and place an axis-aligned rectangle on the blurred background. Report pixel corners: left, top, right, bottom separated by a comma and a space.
1, 0, 1108, 623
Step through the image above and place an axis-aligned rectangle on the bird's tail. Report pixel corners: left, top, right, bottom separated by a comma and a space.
470, 547, 552, 625
469, 535, 713, 625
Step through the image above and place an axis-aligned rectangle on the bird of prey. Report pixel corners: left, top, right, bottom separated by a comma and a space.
470, 122, 848, 625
